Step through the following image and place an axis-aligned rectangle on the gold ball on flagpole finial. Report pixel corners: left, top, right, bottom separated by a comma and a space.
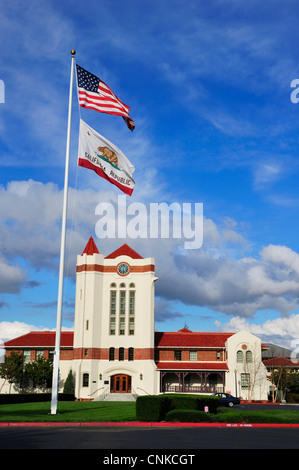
71, 50, 76, 55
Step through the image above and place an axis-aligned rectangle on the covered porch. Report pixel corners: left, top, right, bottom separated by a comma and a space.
157, 362, 228, 394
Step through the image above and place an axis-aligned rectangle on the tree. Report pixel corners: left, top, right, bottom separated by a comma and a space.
288, 370, 299, 393
63, 369, 75, 395
25, 356, 53, 390
0, 352, 24, 392
269, 367, 289, 402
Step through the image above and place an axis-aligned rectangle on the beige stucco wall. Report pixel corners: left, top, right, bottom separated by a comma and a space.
226, 330, 268, 400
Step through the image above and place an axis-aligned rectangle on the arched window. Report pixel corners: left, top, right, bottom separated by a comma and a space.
236, 350, 243, 363
129, 283, 135, 288
128, 347, 134, 361
109, 347, 115, 361
82, 373, 89, 387
246, 350, 252, 363
119, 347, 124, 361
109, 286, 117, 335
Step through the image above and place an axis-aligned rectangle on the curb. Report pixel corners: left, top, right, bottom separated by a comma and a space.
1, 421, 299, 428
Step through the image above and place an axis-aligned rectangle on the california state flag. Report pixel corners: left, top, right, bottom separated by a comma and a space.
78, 119, 135, 195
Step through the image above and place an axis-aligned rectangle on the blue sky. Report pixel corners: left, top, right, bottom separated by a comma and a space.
1, 0, 299, 352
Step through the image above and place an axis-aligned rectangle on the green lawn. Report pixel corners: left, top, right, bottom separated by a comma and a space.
1, 401, 299, 424
0, 401, 137, 423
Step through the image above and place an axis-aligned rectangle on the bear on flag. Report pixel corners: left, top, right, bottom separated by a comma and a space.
78, 119, 135, 195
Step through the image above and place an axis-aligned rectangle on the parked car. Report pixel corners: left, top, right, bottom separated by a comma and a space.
212, 392, 240, 407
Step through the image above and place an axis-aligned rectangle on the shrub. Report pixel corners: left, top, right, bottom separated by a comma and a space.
136, 394, 221, 421
286, 393, 299, 403
165, 409, 213, 423
165, 394, 220, 414
136, 395, 171, 421
63, 370, 75, 395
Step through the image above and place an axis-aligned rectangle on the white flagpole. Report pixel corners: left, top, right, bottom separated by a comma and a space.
51, 50, 76, 415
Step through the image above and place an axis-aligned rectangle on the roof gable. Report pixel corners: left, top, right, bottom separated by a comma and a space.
105, 243, 143, 259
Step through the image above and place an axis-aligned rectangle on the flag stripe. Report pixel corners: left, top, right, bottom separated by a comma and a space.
78, 158, 133, 196
76, 64, 135, 130
78, 90, 129, 113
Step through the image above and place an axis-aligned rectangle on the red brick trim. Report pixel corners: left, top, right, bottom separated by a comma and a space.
76, 264, 155, 274
73, 347, 155, 360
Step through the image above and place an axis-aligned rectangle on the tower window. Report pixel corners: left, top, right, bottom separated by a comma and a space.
110, 290, 116, 335
109, 347, 115, 361
120, 290, 126, 315
110, 290, 117, 316
129, 290, 135, 316
119, 290, 126, 335
119, 317, 125, 335
129, 317, 135, 335
119, 347, 124, 361
128, 347, 134, 361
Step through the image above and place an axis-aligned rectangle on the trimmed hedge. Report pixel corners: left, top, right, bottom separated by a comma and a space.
136, 395, 171, 422
165, 409, 213, 423
0, 393, 75, 405
165, 394, 220, 413
136, 394, 220, 422
286, 393, 299, 403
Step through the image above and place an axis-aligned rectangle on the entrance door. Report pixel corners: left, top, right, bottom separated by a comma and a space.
110, 374, 131, 393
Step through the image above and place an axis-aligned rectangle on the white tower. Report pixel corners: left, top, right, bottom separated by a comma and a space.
73, 237, 159, 399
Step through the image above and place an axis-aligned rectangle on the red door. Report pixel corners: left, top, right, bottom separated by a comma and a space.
110, 374, 131, 393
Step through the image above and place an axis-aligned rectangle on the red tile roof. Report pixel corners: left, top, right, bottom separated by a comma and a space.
105, 243, 143, 259
263, 357, 299, 368
82, 236, 99, 255
155, 331, 234, 348
3, 331, 74, 348
156, 362, 228, 370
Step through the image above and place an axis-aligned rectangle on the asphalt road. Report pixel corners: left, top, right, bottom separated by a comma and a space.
0, 424, 298, 451
0, 403, 298, 454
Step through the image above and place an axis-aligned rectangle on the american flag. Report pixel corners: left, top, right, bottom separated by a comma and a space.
76, 64, 135, 131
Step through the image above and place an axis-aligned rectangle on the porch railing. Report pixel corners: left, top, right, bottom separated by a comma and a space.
164, 385, 224, 394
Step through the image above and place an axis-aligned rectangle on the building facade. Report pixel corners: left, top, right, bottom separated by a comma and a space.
1, 237, 269, 401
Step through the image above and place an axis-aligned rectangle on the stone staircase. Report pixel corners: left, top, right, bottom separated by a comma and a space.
101, 393, 137, 402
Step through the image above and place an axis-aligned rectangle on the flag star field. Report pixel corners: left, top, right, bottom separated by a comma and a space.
0, 0, 299, 355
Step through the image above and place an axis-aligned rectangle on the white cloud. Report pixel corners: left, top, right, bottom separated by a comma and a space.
215, 313, 299, 349
1, 179, 299, 324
